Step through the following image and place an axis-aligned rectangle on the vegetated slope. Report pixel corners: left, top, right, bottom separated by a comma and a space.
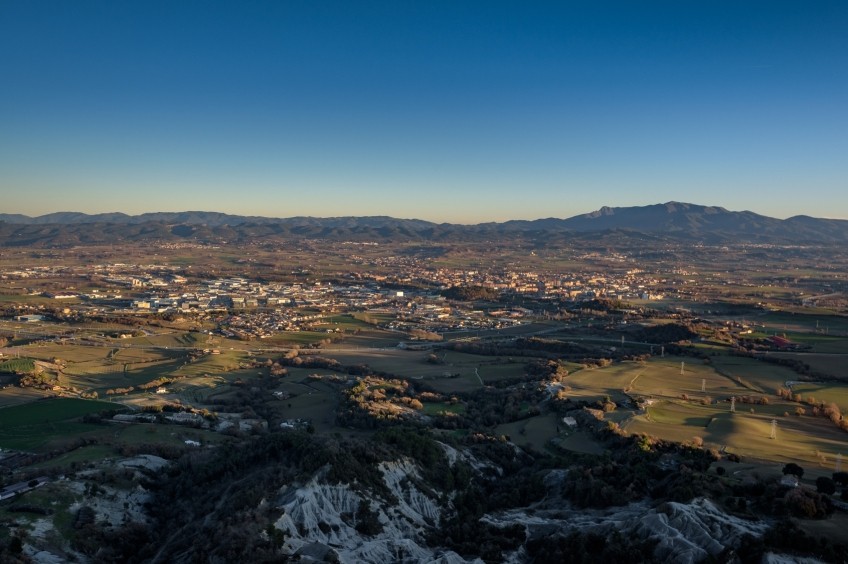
60, 423, 831, 564
2, 202, 848, 246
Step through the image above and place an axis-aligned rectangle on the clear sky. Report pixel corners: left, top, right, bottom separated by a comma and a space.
1, 1, 846, 223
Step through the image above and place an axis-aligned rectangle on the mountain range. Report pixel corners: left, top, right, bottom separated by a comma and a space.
1, 202, 846, 246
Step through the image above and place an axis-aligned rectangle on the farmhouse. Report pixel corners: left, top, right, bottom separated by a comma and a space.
14, 314, 44, 322
0, 476, 49, 501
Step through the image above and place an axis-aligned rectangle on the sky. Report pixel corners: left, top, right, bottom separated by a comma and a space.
1, 1, 847, 223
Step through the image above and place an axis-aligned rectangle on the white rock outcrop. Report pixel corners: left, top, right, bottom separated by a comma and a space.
271, 459, 473, 563
484, 496, 769, 564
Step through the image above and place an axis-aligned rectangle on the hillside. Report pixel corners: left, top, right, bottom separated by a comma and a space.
1, 202, 847, 246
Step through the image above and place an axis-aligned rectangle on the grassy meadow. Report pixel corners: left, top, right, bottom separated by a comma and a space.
0, 398, 119, 451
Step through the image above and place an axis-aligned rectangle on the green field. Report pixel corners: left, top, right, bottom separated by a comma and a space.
260, 331, 341, 346
769, 352, 848, 379
551, 430, 607, 455
174, 350, 246, 377
0, 397, 120, 451
791, 382, 848, 413
441, 321, 556, 341
625, 398, 848, 468
557, 353, 848, 468
760, 311, 848, 337
0, 386, 52, 408
561, 356, 746, 403
0, 358, 36, 373
2, 308, 845, 473
120, 331, 210, 349
111, 347, 173, 363
172, 374, 235, 403
709, 356, 798, 394
643, 400, 715, 427
495, 412, 561, 451
25, 343, 114, 364
113, 423, 232, 447
0, 397, 117, 427
26, 444, 117, 471
313, 314, 375, 332
422, 401, 465, 416
324, 348, 492, 382
0, 481, 79, 540
778, 335, 848, 354
476, 361, 531, 383
268, 377, 338, 431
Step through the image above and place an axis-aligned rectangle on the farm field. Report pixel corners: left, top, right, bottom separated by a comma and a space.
323, 348, 438, 377
0, 398, 119, 451
0, 274, 845, 493
624, 399, 848, 470
475, 360, 531, 383
268, 378, 338, 432
323, 329, 402, 349
260, 330, 342, 346
26, 444, 116, 471
790, 382, 848, 413
0, 358, 36, 373
495, 412, 560, 452
23, 343, 113, 364
631, 359, 749, 399
562, 356, 747, 403
420, 373, 483, 395
56, 351, 187, 395
441, 321, 556, 341
0, 386, 51, 408
769, 352, 848, 379
421, 401, 464, 416
322, 348, 518, 387
282, 346, 485, 395
708, 355, 798, 394
552, 351, 848, 468
171, 373, 238, 404
173, 349, 247, 377
550, 430, 606, 455
112, 423, 231, 448
117, 331, 209, 349
759, 311, 848, 337
780, 335, 848, 354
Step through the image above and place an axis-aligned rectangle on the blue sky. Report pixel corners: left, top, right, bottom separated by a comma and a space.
1, 1, 846, 222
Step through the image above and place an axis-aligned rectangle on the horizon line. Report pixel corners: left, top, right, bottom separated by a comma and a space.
3, 201, 844, 224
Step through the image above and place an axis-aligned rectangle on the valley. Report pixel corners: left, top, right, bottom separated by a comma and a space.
1, 207, 848, 562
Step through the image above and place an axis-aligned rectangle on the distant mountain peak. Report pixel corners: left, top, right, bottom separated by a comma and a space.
0, 203, 846, 245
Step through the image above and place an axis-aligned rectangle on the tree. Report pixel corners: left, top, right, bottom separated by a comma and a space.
832, 471, 848, 486
355, 500, 382, 536
9, 536, 23, 555
783, 463, 804, 479
816, 476, 836, 495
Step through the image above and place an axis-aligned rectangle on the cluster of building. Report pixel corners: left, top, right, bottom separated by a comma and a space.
0, 258, 683, 339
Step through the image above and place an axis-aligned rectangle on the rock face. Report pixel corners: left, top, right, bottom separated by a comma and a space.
762, 553, 827, 564
483, 495, 770, 564
272, 459, 471, 564
637, 499, 769, 564
267, 447, 773, 564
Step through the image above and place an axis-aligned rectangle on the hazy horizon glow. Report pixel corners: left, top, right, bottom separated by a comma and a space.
2, 1, 847, 223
